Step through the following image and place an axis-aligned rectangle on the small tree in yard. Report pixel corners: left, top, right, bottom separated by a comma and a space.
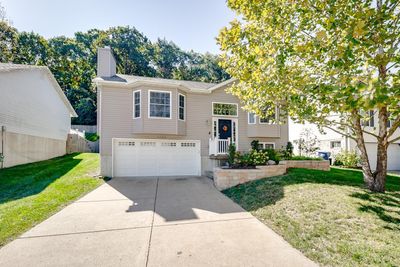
218, 0, 400, 192
293, 128, 320, 157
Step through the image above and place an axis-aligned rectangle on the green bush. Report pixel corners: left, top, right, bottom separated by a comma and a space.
334, 151, 360, 168
85, 132, 99, 142
250, 149, 268, 165
264, 149, 281, 165
231, 151, 255, 168
227, 143, 236, 165
280, 142, 294, 159
251, 140, 260, 151
290, 155, 323, 161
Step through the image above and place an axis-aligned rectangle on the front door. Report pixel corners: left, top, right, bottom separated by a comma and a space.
218, 119, 232, 140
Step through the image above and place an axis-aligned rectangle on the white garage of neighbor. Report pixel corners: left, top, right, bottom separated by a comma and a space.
112, 139, 201, 177
365, 143, 400, 171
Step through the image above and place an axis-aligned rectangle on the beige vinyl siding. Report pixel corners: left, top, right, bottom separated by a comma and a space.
100, 86, 134, 156
142, 87, 178, 134
99, 84, 289, 157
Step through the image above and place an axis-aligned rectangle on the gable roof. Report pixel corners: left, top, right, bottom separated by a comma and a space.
93, 74, 235, 94
0, 63, 77, 117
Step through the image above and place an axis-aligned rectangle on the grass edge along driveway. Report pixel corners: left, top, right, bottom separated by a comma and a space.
0, 153, 103, 247
223, 167, 400, 267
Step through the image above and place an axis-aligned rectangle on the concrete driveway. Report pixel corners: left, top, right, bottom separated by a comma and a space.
0, 177, 316, 267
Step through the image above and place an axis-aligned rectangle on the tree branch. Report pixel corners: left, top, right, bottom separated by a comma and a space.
323, 125, 356, 141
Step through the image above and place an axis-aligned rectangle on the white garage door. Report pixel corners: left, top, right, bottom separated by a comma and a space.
365, 143, 400, 171
113, 139, 201, 177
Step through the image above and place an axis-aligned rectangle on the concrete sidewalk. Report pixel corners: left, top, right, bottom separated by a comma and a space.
0, 177, 317, 267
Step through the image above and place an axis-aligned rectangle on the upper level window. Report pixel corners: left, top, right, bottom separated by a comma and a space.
361, 110, 374, 127
213, 103, 238, 117
248, 113, 256, 124
179, 94, 185, 121
259, 109, 276, 124
133, 90, 141, 118
149, 91, 171, 118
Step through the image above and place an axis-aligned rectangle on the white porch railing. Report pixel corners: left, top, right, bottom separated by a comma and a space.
209, 138, 231, 155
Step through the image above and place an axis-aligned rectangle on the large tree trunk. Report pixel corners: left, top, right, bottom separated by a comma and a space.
364, 141, 387, 193
354, 107, 389, 193
351, 109, 388, 193
370, 107, 389, 193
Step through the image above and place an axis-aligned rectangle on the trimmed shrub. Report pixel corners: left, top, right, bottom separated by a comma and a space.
250, 149, 268, 165
334, 151, 360, 168
265, 149, 281, 165
290, 155, 323, 161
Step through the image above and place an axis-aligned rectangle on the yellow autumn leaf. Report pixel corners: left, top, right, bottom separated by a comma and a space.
316, 30, 327, 41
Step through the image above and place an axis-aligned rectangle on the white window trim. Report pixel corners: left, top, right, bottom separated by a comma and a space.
133, 90, 141, 119
259, 107, 278, 124
148, 90, 172, 119
248, 112, 256, 124
178, 93, 186, 121
212, 102, 239, 117
259, 142, 275, 149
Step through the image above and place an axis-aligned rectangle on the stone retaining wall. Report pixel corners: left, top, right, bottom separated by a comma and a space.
214, 164, 287, 190
284, 160, 330, 171
214, 160, 330, 190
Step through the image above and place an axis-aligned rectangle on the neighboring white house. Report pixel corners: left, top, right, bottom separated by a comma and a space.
0, 63, 77, 168
289, 117, 400, 170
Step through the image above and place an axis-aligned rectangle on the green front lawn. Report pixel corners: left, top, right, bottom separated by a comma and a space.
224, 168, 400, 267
0, 153, 103, 247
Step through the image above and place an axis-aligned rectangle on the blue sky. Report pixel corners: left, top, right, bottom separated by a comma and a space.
1, 0, 236, 54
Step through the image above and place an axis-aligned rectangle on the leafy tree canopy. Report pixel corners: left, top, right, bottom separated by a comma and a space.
0, 20, 229, 125
218, 0, 400, 192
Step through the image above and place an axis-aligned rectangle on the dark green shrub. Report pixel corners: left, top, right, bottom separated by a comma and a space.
290, 155, 323, 161
227, 143, 236, 166
284, 141, 294, 159
265, 149, 280, 165
85, 132, 99, 142
251, 140, 260, 151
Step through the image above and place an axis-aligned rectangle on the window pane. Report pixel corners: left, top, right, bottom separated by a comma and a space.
134, 91, 140, 118
179, 95, 185, 120
213, 103, 237, 116
248, 113, 255, 124
265, 144, 274, 149
150, 91, 170, 118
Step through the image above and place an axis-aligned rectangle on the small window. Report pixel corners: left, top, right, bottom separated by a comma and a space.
259, 107, 276, 124
361, 110, 374, 127
179, 94, 185, 121
149, 91, 171, 118
330, 141, 341, 148
248, 113, 256, 124
213, 103, 238, 117
258, 142, 275, 150
133, 90, 141, 118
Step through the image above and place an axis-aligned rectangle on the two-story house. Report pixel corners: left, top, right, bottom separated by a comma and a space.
94, 47, 288, 177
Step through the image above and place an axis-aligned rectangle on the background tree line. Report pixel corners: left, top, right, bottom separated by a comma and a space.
0, 21, 229, 125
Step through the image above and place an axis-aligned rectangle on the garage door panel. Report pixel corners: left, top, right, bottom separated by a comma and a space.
365, 143, 400, 171
113, 139, 201, 177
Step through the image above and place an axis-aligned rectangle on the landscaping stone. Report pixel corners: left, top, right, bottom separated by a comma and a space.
214, 160, 330, 190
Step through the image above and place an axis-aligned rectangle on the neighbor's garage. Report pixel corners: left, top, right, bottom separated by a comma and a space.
365, 143, 400, 170
112, 139, 201, 177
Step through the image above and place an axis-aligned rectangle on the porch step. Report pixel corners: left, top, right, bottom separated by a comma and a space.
209, 154, 228, 160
